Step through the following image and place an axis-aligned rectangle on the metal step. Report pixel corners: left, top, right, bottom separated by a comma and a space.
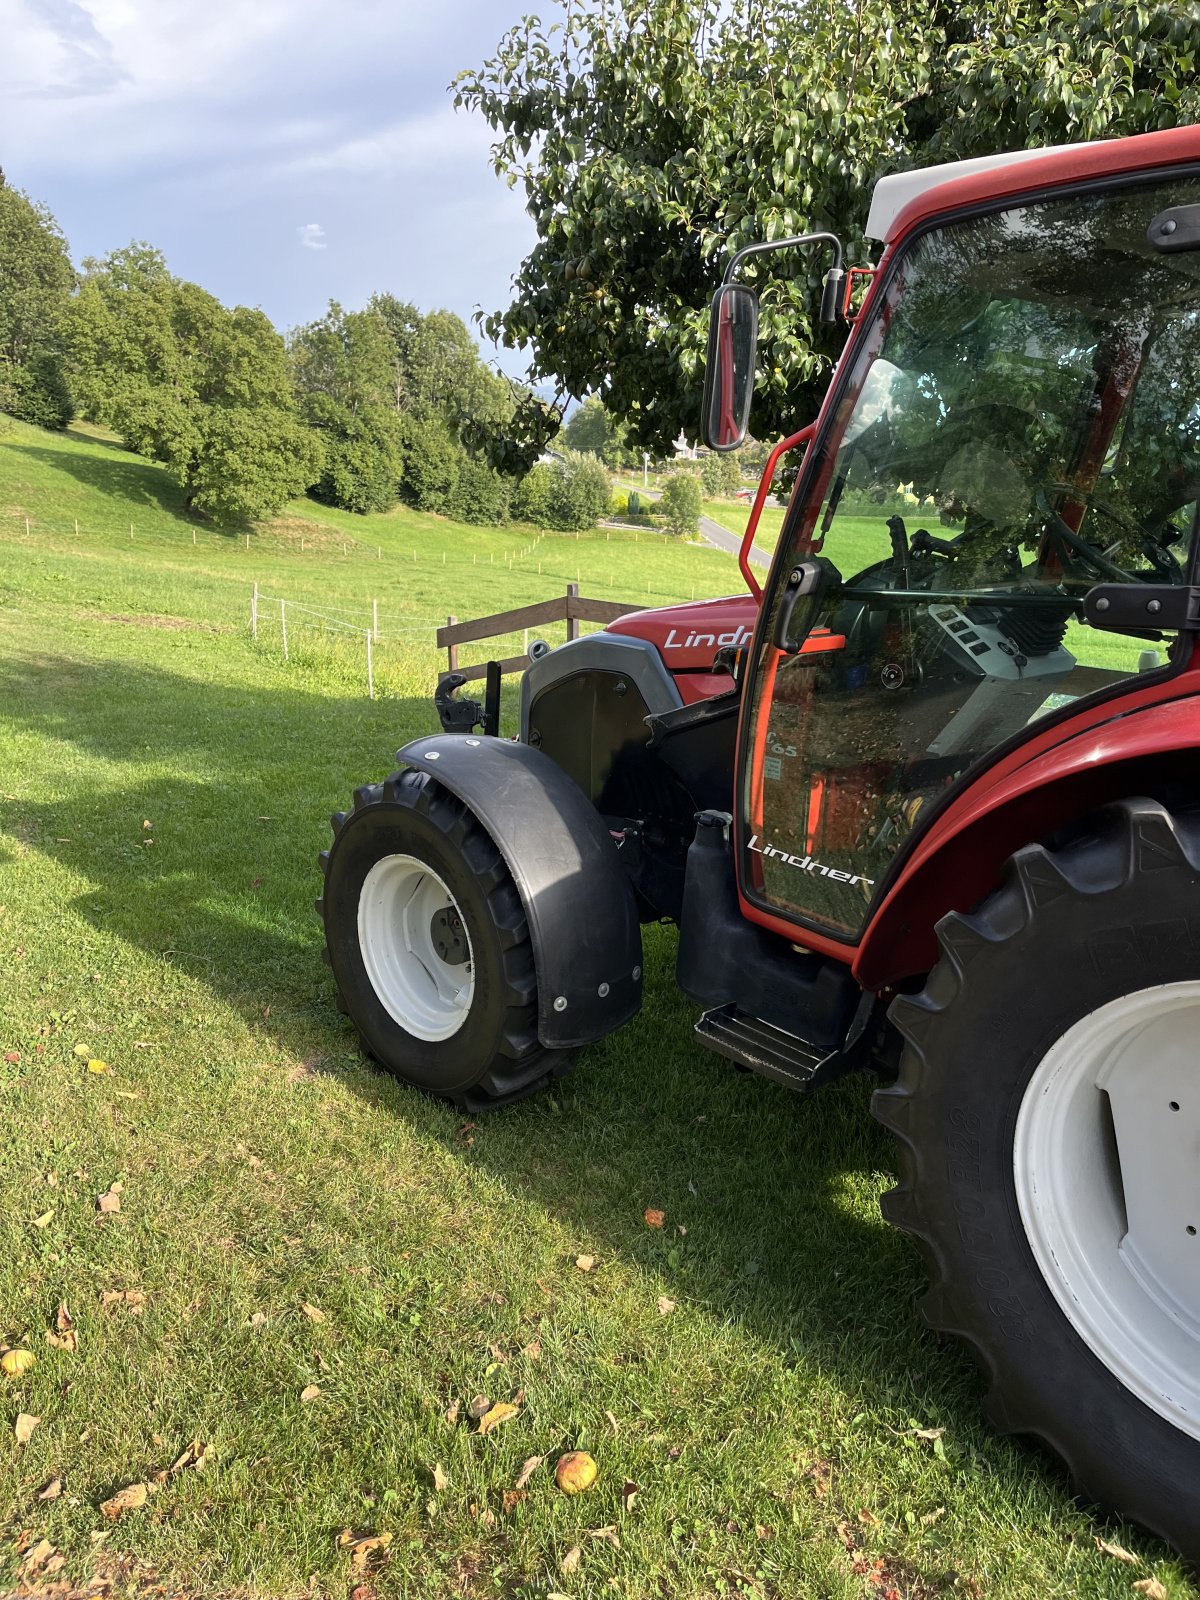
694, 1004, 832, 1093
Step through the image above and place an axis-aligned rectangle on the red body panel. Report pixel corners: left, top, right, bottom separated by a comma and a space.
609, 593, 758, 672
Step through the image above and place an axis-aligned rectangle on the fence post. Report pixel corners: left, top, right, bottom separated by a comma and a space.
446, 615, 459, 675
366, 631, 374, 700
372, 598, 378, 644
251, 582, 258, 640
74, 518, 79, 536
566, 582, 580, 642
281, 598, 288, 662
25, 517, 30, 535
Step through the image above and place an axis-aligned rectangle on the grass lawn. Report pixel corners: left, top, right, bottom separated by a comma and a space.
0, 420, 1193, 1599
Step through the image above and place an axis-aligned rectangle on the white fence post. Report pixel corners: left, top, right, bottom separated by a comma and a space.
281, 598, 288, 661
372, 598, 378, 643
251, 581, 258, 639
366, 631, 374, 700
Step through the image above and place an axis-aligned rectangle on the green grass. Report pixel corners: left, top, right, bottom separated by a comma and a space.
0, 420, 1194, 1599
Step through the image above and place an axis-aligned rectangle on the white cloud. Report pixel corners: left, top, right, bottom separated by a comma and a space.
282, 103, 491, 180
297, 221, 326, 251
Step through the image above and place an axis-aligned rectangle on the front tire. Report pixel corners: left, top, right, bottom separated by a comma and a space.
318, 769, 574, 1110
873, 798, 1200, 1563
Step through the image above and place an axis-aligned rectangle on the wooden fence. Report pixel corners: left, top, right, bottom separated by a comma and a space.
438, 581, 642, 683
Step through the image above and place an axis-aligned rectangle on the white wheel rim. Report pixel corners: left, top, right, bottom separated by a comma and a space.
1014, 983, 1200, 1440
357, 854, 475, 1041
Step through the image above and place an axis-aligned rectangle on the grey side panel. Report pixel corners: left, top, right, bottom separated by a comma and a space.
519, 631, 682, 742
396, 734, 643, 1049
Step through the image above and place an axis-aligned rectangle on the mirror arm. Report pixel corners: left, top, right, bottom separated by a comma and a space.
724, 231, 845, 324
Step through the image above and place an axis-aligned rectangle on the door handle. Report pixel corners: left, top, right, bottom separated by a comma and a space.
772, 558, 840, 654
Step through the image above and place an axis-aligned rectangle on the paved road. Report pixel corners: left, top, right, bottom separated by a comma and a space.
620, 487, 771, 569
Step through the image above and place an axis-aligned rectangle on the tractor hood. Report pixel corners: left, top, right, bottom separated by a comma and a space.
607, 593, 759, 672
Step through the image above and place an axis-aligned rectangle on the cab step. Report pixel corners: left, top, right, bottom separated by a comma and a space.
694, 1004, 833, 1093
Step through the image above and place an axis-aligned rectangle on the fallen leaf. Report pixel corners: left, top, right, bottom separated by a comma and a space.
478, 1401, 519, 1435
21, 1538, 55, 1576
912, 1426, 944, 1441
143, 820, 152, 830
521, 1339, 542, 1360
431, 1463, 449, 1493
466, 1394, 491, 1421
101, 1289, 145, 1312
38, 1477, 63, 1501
2, 1348, 36, 1378
1134, 1582, 1168, 1599
31, 1209, 54, 1229
656, 1295, 676, 1315
100, 1482, 148, 1519
1095, 1537, 1139, 1564
643, 1207, 665, 1229
605, 1409, 619, 1436
46, 1303, 77, 1353
73, 1044, 90, 1059
4, 1050, 20, 1064
487, 1341, 508, 1364
574, 1254, 596, 1273
300, 1384, 321, 1403
87, 1059, 110, 1074
337, 1530, 393, 1570
302, 1302, 326, 1324
444, 1398, 460, 1426
621, 1479, 640, 1513
858, 1508, 880, 1526
249, 1311, 268, 1328
514, 1454, 543, 1491
14, 1412, 39, 1444
501, 1488, 527, 1513
97, 1185, 121, 1215
169, 1440, 210, 1475
556, 1451, 598, 1495
560, 1545, 582, 1574
590, 1525, 621, 1549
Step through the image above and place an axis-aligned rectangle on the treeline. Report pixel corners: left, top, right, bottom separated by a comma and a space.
0, 170, 606, 529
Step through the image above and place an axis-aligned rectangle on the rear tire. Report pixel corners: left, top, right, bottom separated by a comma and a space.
873, 797, 1200, 1563
317, 769, 574, 1110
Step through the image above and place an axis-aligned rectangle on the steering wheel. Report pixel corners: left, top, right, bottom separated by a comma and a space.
1035, 484, 1166, 584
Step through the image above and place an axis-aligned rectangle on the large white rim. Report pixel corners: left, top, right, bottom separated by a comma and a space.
357, 854, 475, 1041
1014, 982, 1200, 1440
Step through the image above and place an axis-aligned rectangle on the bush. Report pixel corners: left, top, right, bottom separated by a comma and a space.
660, 471, 703, 537
547, 449, 611, 531
512, 463, 554, 525
700, 454, 723, 496
717, 452, 742, 495
449, 457, 512, 524
311, 410, 403, 515
0, 351, 72, 430
399, 414, 462, 513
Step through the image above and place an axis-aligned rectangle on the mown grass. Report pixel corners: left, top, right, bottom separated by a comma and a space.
0, 420, 1194, 1600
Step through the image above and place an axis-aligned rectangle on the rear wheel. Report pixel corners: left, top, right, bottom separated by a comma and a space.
873, 798, 1200, 1562
318, 769, 574, 1110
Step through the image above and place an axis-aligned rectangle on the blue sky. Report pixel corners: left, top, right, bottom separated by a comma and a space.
0, 0, 540, 375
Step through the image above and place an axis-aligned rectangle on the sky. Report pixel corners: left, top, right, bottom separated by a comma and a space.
0, 0, 542, 376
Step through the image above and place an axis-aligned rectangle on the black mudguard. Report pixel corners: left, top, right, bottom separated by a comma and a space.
396, 734, 643, 1049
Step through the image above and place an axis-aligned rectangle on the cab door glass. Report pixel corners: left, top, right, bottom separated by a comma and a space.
743, 176, 1200, 938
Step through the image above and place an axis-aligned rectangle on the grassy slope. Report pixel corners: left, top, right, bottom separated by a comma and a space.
0, 421, 1192, 1600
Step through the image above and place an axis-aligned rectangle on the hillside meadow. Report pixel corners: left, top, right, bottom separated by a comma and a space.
0, 420, 1192, 1600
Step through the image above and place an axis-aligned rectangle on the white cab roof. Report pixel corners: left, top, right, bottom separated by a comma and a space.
865, 142, 1104, 242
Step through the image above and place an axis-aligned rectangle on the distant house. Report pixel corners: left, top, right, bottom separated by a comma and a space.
672, 431, 699, 461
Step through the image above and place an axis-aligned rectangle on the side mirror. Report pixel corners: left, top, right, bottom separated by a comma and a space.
700, 283, 758, 452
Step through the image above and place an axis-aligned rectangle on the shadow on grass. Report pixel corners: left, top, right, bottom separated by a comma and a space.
9, 443, 188, 519
0, 647, 997, 1451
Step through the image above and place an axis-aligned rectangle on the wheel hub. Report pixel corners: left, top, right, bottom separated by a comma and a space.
356, 854, 475, 1042
1014, 982, 1200, 1441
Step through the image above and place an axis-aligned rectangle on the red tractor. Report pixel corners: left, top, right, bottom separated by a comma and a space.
319, 127, 1200, 1561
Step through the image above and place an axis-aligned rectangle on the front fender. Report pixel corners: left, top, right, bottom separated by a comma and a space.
855, 694, 1200, 990
397, 734, 643, 1049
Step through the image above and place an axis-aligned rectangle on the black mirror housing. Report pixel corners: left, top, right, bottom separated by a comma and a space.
701, 283, 758, 452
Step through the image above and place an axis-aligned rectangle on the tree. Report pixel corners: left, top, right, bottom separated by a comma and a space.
660, 471, 702, 536
70, 249, 319, 522
457, 0, 1200, 460
0, 174, 75, 428
290, 302, 405, 513
547, 449, 612, 531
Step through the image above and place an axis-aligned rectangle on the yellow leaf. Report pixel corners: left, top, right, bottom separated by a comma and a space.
73, 1044, 90, 1059
478, 1401, 519, 1435
31, 1209, 54, 1229
302, 1302, 326, 1323
14, 1412, 40, 1445
37, 1477, 62, 1501
87, 1059, 109, 1074
1133, 1581, 1168, 1599
1, 1348, 36, 1378
656, 1296, 676, 1315
100, 1482, 148, 1519
514, 1454, 543, 1490
300, 1384, 321, 1403
574, 1254, 596, 1273
432, 1462, 449, 1493
560, 1544, 582, 1574
21, 1538, 55, 1576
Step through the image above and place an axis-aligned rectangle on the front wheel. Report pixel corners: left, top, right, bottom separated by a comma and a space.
873, 798, 1200, 1563
317, 769, 574, 1110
